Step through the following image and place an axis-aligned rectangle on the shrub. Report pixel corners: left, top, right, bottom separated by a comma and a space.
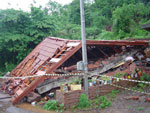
43, 100, 64, 113
140, 72, 150, 81
43, 100, 58, 111
115, 72, 128, 78
72, 78, 81, 85
99, 96, 112, 109
77, 94, 91, 109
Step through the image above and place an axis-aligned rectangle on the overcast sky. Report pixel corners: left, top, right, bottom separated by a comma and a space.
0, 0, 73, 11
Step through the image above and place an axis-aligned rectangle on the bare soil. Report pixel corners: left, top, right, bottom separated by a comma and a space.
100, 90, 150, 113
65, 90, 150, 113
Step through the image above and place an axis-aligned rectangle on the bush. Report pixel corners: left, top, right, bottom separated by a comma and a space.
115, 72, 128, 78
43, 100, 64, 113
99, 96, 112, 109
77, 94, 91, 109
140, 72, 150, 81
43, 100, 58, 111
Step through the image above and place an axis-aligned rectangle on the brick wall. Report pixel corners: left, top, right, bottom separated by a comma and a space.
56, 84, 118, 108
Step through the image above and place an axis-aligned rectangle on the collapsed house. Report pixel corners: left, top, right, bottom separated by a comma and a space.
0, 37, 150, 104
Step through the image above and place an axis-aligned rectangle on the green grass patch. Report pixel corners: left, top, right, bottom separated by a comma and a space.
136, 107, 144, 110
43, 100, 64, 113
77, 94, 92, 109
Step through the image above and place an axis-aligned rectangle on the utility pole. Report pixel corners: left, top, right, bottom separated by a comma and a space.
80, 0, 88, 97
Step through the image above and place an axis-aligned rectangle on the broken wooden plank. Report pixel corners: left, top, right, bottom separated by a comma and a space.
97, 49, 140, 74
86, 40, 149, 46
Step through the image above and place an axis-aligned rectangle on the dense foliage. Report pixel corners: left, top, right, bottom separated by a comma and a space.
0, 0, 150, 73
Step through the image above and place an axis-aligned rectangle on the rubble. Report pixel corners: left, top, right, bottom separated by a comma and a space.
145, 97, 150, 102
0, 37, 150, 105
27, 92, 41, 103
124, 96, 134, 100
132, 96, 139, 100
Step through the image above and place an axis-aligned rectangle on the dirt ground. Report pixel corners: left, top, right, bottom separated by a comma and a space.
100, 90, 150, 113
0, 91, 35, 113
1, 90, 150, 113
68, 90, 150, 113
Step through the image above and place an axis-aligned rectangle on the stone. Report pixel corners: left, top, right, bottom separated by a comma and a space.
124, 96, 133, 100
27, 92, 41, 103
132, 96, 139, 100
31, 101, 36, 106
0, 104, 3, 107
145, 98, 150, 102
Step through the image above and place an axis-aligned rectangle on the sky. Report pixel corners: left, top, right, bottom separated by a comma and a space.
0, 0, 73, 11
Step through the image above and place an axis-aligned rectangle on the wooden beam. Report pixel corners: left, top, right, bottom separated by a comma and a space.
111, 46, 122, 54
46, 44, 82, 73
97, 47, 109, 58
87, 46, 98, 58
86, 40, 149, 46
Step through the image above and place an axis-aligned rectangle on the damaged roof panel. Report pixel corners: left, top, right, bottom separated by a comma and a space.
10, 37, 69, 77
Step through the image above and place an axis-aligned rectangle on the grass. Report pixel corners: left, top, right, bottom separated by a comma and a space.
77, 94, 92, 109
131, 83, 147, 92
136, 107, 144, 110
92, 90, 120, 109
43, 100, 64, 113
72, 90, 120, 111
106, 90, 120, 101
128, 105, 132, 109
114, 72, 128, 78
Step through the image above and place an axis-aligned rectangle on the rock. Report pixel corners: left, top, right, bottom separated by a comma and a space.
145, 98, 150, 102
144, 48, 150, 58
31, 101, 36, 106
132, 96, 139, 100
27, 92, 41, 103
124, 96, 133, 100
0, 104, 3, 107
124, 96, 139, 100
44, 96, 48, 101
139, 96, 145, 102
